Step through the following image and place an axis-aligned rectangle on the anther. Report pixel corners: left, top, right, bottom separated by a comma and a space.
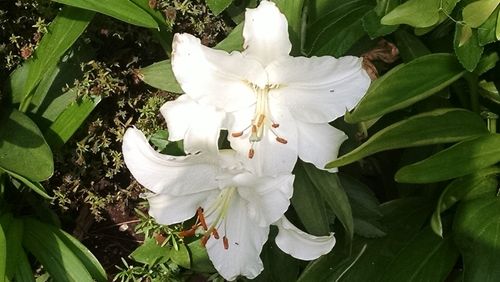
201, 235, 210, 247
276, 137, 288, 144
248, 148, 255, 159
197, 207, 208, 230
231, 131, 243, 137
223, 236, 229, 250
212, 228, 220, 239
179, 228, 196, 238
272, 123, 280, 128
251, 125, 257, 133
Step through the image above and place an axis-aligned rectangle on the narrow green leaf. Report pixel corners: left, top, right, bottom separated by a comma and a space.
170, 244, 190, 269
6, 61, 32, 105
394, 29, 431, 62
4, 169, 52, 199
4, 219, 24, 281
0, 221, 6, 281
52, 0, 157, 28
475, 52, 499, 76
291, 165, 330, 236
362, 0, 400, 39
454, 197, 500, 281
20, 6, 94, 111
396, 134, 500, 183
346, 54, 465, 123
0, 109, 53, 182
327, 109, 488, 168
497, 9, 500, 39
22, 218, 93, 281
137, 60, 183, 93
454, 23, 484, 72
463, 0, 500, 28
381, 0, 440, 28
302, 162, 354, 240
130, 238, 170, 266
187, 240, 215, 273
14, 249, 34, 282
45, 95, 102, 149
431, 168, 499, 237
207, 0, 233, 16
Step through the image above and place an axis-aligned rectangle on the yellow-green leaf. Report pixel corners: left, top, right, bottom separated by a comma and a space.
463, 0, 500, 28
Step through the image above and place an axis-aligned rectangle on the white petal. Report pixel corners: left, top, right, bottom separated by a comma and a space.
296, 121, 347, 171
171, 33, 266, 110
205, 194, 269, 280
227, 104, 298, 176
148, 191, 212, 225
122, 128, 218, 195
160, 95, 226, 154
275, 217, 336, 261
243, 0, 291, 66
234, 173, 294, 226
268, 56, 371, 123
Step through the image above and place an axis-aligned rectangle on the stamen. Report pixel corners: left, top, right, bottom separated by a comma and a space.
231, 131, 243, 137
272, 123, 280, 128
179, 228, 196, 238
223, 236, 229, 250
276, 137, 288, 144
201, 235, 209, 247
212, 228, 220, 239
248, 148, 255, 159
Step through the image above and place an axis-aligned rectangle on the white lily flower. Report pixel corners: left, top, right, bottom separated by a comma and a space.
169, 0, 371, 175
122, 127, 336, 281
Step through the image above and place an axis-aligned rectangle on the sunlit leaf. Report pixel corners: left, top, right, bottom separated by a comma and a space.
462, 0, 500, 28
477, 6, 500, 45
207, 0, 234, 16
381, 0, 440, 28
454, 23, 484, 72
130, 238, 170, 266
137, 60, 183, 93
395, 134, 500, 183
170, 243, 190, 269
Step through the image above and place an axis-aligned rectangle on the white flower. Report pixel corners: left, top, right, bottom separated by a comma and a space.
122, 128, 336, 281
168, 0, 371, 175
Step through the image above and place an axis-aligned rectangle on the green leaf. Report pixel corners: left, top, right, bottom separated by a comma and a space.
431, 168, 499, 237
478, 6, 500, 45
20, 6, 94, 112
130, 238, 170, 266
187, 240, 215, 273
362, 0, 400, 39
475, 52, 499, 75
6, 61, 32, 105
207, 0, 233, 16
396, 134, 500, 183
346, 54, 465, 123
52, 0, 157, 28
381, 0, 440, 28
4, 219, 24, 281
14, 249, 34, 282
302, 162, 354, 240
4, 169, 52, 199
306, 2, 373, 56
463, 0, 500, 28
255, 232, 300, 282
291, 165, 330, 236
0, 221, 6, 281
394, 29, 431, 62
150, 130, 170, 151
44, 95, 102, 149
22, 218, 94, 281
214, 23, 244, 52
0, 109, 53, 182
327, 109, 488, 168
137, 60, 183, 93
454, 197, 500, 281
273, 0, 304, 50
170, 243, 190, 269
454, 23, 484, 72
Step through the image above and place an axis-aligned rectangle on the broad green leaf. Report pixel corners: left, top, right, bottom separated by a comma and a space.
291, 165, 330, 236
0, 109, 53, 181
214, 23, 244, 52
52, 0, 157, 28
413, 0, 461, 35
362, 0, 400, 39
170, 244, 190, 269
55, 227, 107, 282
463, 0, 500, 28
478, 6, 500, 45
0, 221, 6, 281
395, 134, 500, 183
394, 29, 431, 62
187, 240, 215, 273
306, 2, 373, 56
475, 52, 499, 75
6, 61, 32, 105
454, 23, 484, 72
20, 6, 94, 112
381, 0, 440, 28
378, 226, 459, 282
431, 168, 499, 237
207, 0, 233, 16
14, 249, 34, 282
4, 169, 52, 199
45, 95, 102, 149
458, 25, 473, 47
327, 109, 488, 168
273, 0, 304, 50
298, 198, 432, 282
137, 60, 183, 93
150, 130, 170, 151
302, 162, 354, 240
130, 238, 170, 266
22, 218, 94, 281
346, 54, 465, 123
454, 197, 500, 281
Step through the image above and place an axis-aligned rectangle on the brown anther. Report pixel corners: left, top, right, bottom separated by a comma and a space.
223, 236, 229, 250
178, 228, 196, 238
197, 207, 208, 230
257, 115, 265, 127
154, 233, 166, 244
212, 228, 220, 239
251, 125, 257, 133
231, 132, 243, 137
201, 235, 210, 247
248, 148, 255, 159
272, 123, 280, 128
276, 137, 288, 144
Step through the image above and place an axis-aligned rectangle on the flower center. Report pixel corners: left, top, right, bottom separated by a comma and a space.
179, 187, 236, 250
231, 84, 287, 159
